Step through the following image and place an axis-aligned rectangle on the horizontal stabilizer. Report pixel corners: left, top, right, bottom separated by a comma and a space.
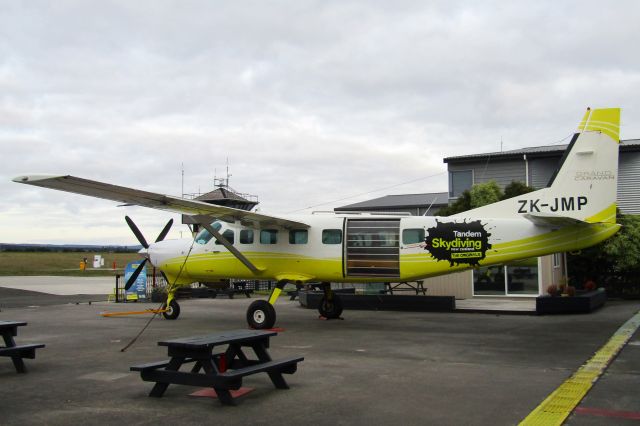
523, 213, 587, 228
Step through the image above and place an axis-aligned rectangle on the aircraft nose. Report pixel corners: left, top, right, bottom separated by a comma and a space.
142, 244, 156, 266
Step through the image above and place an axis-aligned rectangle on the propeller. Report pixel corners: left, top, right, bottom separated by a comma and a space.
124, 259, 148, 291
123, 216, 173, 290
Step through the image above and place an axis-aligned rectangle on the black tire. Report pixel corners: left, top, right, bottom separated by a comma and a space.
246, 300, 276, 329
162, 299, 180, 320
318, 294, 343, 319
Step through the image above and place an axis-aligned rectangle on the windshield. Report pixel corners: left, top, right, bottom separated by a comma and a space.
195, 221, 223, 245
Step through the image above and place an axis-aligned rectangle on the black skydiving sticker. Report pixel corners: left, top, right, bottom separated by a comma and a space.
425, 220, 492, 266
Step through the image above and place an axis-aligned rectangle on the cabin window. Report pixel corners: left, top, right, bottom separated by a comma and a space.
240, 229, 254, 244
402, 228, 425, 245
260, 229, 278, 244
215, 229, 235, 245
195, 221, 223, 245
322, 229, 342, 244
289, 229, 308, 244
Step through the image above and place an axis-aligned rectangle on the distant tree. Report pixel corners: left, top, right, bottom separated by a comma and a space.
437, 180, 535, 216
602, 214, 640, 271
469, 181, 502, 208
568, 212, 640, 297
501, 181, 535, 200
436, 190, 471, 216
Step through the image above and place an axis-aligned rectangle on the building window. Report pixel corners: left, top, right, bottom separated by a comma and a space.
289, 229, 308, 244
239, 229, 254, 244
449, 170, 473, 197
473, 265, 506, 295
322, 229, 342, 244
214, 229, 234, 245
260, 229, 278, 244
402, 229, 425, 245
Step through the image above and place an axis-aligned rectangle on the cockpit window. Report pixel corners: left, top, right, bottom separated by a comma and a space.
195, 221, 223, 245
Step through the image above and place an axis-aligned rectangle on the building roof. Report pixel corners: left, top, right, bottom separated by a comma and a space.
195, 187, 252, 203
335, 192, 449, 211
444, 138, 640, 163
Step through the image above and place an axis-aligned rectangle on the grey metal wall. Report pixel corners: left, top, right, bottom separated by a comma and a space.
448, 151, 640, 214
618, 151, 640, 214
448, 158, 526, 190
528, 157, 560, 189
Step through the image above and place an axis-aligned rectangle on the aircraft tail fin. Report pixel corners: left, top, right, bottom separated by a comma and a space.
450, 107, 620, 224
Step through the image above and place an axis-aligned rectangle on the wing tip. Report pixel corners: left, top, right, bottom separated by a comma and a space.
12, 174, 67, 184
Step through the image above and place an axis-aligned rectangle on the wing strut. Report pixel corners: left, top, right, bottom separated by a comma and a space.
197, 219, 261, 274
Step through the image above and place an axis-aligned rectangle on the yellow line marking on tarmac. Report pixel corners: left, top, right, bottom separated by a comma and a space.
519, 310, 640, 426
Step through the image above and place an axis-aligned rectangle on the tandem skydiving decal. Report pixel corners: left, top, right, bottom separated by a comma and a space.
425, 220, 491, 266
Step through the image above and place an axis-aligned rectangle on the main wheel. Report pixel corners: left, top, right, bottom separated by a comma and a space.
162, 299, 180, 320
246, 300, 276, 329
318, 294, 343, 319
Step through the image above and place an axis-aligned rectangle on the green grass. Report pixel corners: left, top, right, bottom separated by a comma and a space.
0, 251, 144, 276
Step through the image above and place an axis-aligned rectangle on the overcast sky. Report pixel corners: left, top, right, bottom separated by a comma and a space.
2, 1, 640, 244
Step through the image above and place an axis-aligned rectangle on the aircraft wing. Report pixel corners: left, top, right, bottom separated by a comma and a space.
523, 213, 586, 228
13, 175, 310, 229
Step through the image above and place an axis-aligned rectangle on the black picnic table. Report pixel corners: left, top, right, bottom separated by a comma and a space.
131, 329, 303, 405
0, 320, 46, 373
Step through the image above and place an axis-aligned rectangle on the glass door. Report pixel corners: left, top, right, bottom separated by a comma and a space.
473, 258, 539, 296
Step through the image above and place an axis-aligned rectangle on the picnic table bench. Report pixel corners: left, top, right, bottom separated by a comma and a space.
131, 329, 303, 405
383, 281, 427, 295
0, 320, 46, 373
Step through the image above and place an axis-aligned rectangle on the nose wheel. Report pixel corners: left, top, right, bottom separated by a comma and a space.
162, 299, 180, 320
247, 300, 276, 329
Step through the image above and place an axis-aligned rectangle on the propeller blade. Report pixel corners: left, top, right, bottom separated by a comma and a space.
125, 216, 149, 249
124, 259, 148, 290
155, 218, 174, 243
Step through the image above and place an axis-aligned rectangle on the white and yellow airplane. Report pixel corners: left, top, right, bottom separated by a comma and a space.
13, 107, 621, 329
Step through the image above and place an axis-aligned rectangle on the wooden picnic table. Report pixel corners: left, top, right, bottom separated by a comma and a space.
131, 329, 303, 405
0, 320, 46, 373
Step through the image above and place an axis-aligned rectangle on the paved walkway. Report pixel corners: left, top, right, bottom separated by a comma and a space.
456, 297, 536, 313
0, 276, 114, 295
0, 297, 637, 425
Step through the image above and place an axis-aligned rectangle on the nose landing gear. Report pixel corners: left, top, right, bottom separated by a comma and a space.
246, 300, 276, 329
161, 299, 181, 320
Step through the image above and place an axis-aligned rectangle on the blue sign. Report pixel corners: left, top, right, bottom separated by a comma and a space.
124, 261, 147, 300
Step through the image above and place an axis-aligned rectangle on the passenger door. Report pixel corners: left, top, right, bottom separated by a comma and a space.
344, 219, 400, 278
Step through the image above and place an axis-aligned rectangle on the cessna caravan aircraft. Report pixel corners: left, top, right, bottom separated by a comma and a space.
13, 107, 621, 329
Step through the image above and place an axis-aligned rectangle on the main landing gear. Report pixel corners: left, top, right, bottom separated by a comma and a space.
318, 282, 343, 319
245, 281, 344, 329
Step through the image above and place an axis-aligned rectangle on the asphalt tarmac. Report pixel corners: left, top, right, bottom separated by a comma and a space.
0, 285, 638, 425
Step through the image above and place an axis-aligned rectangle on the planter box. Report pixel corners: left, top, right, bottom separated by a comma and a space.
298, 290, 455, 312
150, 292, 167, 303
536, 289, 606, 314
